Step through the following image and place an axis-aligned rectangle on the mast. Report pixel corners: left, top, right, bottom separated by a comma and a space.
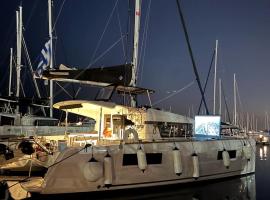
252, 114, 254, 132
48, 0, 54, 117
266, 111, 269, 132
9, 48, 13, 97
218, 78, 221, 116
16, 6, 22, 113
130, 0, 141, 107
246, 113, 249, 133
213, 40, 218, 115
256, 118, 258, 132
233, 73, 237, 125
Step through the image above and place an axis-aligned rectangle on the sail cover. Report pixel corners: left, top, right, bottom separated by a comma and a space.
41, 63, 133, 87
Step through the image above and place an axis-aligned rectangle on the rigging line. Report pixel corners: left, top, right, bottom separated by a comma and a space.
122, 0, 132, 106
138, 6, 151, 85
52, 0, 66, 32
138, 0, 152, 85
20, 55, 27, 98
47, 145, 90, 169
125, 0, 132, 64
116, 4, 126, 61
74, 86, 82, 99
6, 145, 89, 191
236, 81, 245, 128
236, 80, 243, 113
19, 79, 26, 98
55, 82, 73, 98
87, 0, 119, 69
221, 82, 231, 124
56, 36, 124, 94
152, 81, 194, 106
22, 36, 46, 116
23, 0, 40, 31
71, 83, 76, 99
197, 49, 215, 114
176, 0, 209, 115
49, 34, 124, 99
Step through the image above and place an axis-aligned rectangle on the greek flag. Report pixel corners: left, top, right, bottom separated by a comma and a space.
34, 40, 51, 78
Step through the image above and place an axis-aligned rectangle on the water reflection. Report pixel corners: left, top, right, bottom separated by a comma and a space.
256, 144, 270, 200
259, 145, 267, 160
149, 175, 256, 200
79, 175, 256, 200
37, 173, 256, 200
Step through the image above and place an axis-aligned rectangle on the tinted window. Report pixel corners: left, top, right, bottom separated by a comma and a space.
122, 153, 162, 166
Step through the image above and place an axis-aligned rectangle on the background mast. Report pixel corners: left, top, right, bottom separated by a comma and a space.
48, 0, 54, 117
16, 6, 22, 113
213, 40, 218, 115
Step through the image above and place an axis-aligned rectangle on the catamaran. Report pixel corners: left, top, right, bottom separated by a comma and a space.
1, 0, 255, 198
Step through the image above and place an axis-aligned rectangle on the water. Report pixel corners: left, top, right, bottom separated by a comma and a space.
1, 145, 269, 200
255, 145, 270, 200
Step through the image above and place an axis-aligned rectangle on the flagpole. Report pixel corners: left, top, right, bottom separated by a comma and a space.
48, 0, 53, 117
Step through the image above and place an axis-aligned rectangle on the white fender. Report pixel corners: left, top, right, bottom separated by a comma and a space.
83, 157, 103, 182
137, 147, 147, 172
173, 147, 182, 176
192, 153, 199, 179
222, 150, 230, 169
123, 128, 139, 142
243, 145, 252, 161
104, 153, 113, 187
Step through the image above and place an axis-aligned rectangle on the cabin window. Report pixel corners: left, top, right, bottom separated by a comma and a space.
122, 154, 137, 165
156, 122, 193, 138
217, 150, 237, 160
146, 153, 162, 164
122, 153, 162, 166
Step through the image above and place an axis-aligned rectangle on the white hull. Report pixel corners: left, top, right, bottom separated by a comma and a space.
21, 138, 255, 194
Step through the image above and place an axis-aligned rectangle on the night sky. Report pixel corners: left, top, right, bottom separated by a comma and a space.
0, 0, 270, 129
